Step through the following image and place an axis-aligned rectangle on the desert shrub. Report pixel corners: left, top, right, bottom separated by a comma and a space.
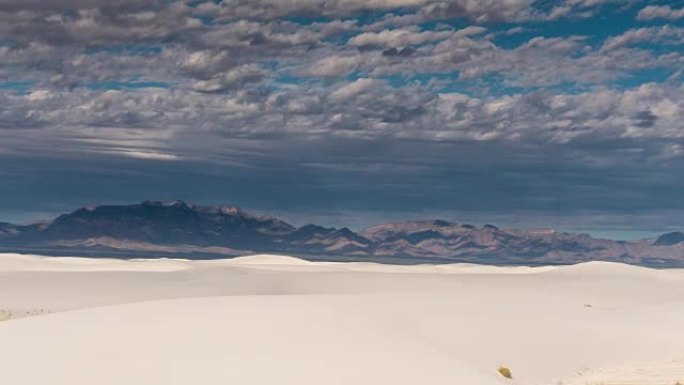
498, 366, 512, 379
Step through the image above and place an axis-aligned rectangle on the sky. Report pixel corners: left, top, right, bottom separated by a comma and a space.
1, 0, 684, 239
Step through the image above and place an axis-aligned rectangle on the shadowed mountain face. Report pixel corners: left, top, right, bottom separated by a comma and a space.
654, 232, 684, 247
0, 201, 372, 256
4, 201, 299, 251
1, 201, 683, 266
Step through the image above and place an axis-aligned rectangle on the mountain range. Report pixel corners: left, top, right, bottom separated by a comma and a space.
1, 200, 683, 266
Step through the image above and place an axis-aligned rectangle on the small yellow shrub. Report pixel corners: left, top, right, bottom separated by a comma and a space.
498, 366, 512, 379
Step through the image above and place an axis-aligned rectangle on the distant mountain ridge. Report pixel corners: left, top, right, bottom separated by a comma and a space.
1, 200, 683, 266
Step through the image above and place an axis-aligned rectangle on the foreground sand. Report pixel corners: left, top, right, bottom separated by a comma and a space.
1, 253, 683, 385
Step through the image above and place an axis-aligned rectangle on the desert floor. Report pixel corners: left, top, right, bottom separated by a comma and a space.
1, 252, 683, 385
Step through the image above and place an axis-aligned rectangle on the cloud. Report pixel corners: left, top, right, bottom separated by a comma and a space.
637, 5, 684, 21
1, 0, 675, 92
349, 26, 486, 48
0, 2, 201, 47
193, 0, 534, 23
3, 78, 683, 154
107, 150, 181, 161
329, 78, 384, 100
349, 28, 454, 48
192, 64, 269, 93
302, 55, 365, 77
602, 26, 684, 52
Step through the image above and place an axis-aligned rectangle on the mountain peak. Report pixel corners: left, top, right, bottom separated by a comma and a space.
168, 200, 191, 207
654, 232, 684, 246
141, 200, 164, 207
299, 224, 331, 232
432, 219, 453, 227
218, 206, 247, 216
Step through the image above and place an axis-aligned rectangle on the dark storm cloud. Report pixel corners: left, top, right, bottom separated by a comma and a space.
3, 133, 684, 231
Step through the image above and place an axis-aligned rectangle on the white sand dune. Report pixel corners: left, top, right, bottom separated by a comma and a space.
0, 252, 193, 272
0, 296, 504, 385
1, 252, 683, 385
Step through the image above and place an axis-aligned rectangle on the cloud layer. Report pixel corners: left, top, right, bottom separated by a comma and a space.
1, 0, 683, 234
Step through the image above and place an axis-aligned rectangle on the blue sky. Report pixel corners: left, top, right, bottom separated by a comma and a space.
1, 0, 684, 239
